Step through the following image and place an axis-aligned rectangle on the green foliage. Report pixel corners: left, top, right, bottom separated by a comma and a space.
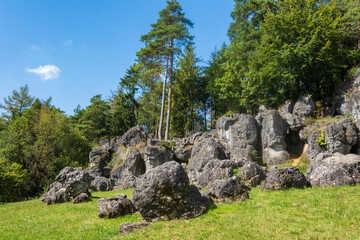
0, 101, 90, 197
316, 129, 327, 146
171, 44, 207, 137
0, 85, 34, 120
157, 140, 176, 149
3, 187, 360, 239
0, 158, 29, 202
233, 167, 242, 176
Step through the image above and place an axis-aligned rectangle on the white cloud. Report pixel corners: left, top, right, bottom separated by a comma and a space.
26, 65, 61, 81
31, 44, 40, 51
65, 39, 73, 47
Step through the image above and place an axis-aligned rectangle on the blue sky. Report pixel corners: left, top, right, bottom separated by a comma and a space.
0, 0, 234, 115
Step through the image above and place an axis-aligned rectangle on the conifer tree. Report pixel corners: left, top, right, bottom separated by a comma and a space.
1, 85, 34, 120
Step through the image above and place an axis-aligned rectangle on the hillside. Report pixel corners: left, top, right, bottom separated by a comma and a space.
2, 186, 360, 239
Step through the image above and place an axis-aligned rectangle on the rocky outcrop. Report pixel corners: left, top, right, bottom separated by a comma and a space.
132, 161, 213, 222
259, 108, 289, 165
216, 115, 238, 142
306, 153, 360, 187
98, 194, 136, 218
300, 117, 358, 162
262, 166, 310, 191
73, 193, 89, 204
92, 176, 112, 191
207, 176, 250, 202
339, 68, 360, 126
198, 159, 242, 188
143, 145, 172, 171
188, 138, 229, 184
237, 161, 267, 187
86, 148, 111, 179
121, 126, 148, 147
40, 167, 91, 204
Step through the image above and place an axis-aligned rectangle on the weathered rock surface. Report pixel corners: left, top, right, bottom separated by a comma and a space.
73, 193, 89, 204
229, 114, 260, 162
86, 148, 111, 179
121, 126, 148, 147
92, 176, 112, 191
143, 145, 171, 171
262, 167, 310, 191
174, 145, 192, 163
300, 117, 358, 162
207, 176, 250, 202
237, 161, 267, 187
40, 167, 91, 204
307, 153, 360, 187
217, 115, 238, 142
188, 138, 229, 184
118, 222, 150, 234
198, 159, 242, 188
98, 194, 136, 218
260, 108, 289, 165
132, 161, 213, 222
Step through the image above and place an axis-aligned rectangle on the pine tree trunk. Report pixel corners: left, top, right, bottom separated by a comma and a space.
165, 42, 174, 140
158, 56, 169, 140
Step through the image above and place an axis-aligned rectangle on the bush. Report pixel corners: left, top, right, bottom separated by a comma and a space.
0, 158, 29, 202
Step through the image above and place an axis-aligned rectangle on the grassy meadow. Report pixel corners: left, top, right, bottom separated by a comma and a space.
1, 186, 360, 239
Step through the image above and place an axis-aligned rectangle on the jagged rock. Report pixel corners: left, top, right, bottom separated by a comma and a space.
229, 114, 260, 162
121, 126, 148, 147
207, 176, 250, 202
237, 161, 267, 187
102, 167, 112, 178
262, 166, 310, 191
110, 166, 138, 189
174, 145, 192, 163
87, 148, 111, 179
40, 167, 91, 204
306, 153, 360, 187
73, 193, 89, 204
198, 160, 242, 188
84, 165, 102, 180
339, 68, 360, 126
300, 117, 358, 162
118, 222, 150, 234
260, 109, 289, 165
99, 138, 111, 152
143, 146, 171, 171
98, 194, 136, 218
92, 176, 112, 191
132, 161, 213, 222
217, 115, 238, 142
188, 138, 229, 184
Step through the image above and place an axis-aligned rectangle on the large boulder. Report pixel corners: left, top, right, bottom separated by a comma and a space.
98, 194, 136, 218
143, 145, 172, 171
86, 148, 111, 179
216, 115, 238, 142
207, 176, 250, 202
260, 109, 289, 165
132, 161, 213, 222
121, 126, 148, 147
188, 138, 229, 184
229, 114, 260, 162
73, 193, 89, 204
198, 160, 242, 188
40, 167, 91, 204
174, 145, 192, 163
300, 117, 358, 162
339, 68, 360, 126
92, 176, 112, 191
306, 153, 360, 187
237, 161, 267, 187
262, 166, 310, 191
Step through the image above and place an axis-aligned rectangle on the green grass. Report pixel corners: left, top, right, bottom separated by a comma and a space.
2, 186, 360, 239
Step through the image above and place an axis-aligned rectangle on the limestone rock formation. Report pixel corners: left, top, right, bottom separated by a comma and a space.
262, 166, 310, 191
207, 176, 250, 202
98, 194, 136, 218
132, 161, 213, 222
73, 193, 89, 204
92, 176, 112, 191
237, 161, 267, 187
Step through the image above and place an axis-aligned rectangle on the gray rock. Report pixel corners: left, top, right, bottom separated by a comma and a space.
73, 193, 89, 204
207, 176, 250, 202
98, 194, 136, 218
306, 153, 360, 187
174, 145, 192, 163
216, 115, 238, 142
132, 161, 213, 222
121, 126, 148, 147
110, 166, 138, 189
262, 167, 310, 191
41, 188, 69, 205
87, 148, 111, 179
261, 109, 289, 165
143, 145, 171, 171
198, 160, 242, 188
92, 176, 112, 191
293, 96, 316, 121
237, 161, 267, 187
99, 138, 111, 152
118, 222, 150, 234
188, 138, 228, 184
